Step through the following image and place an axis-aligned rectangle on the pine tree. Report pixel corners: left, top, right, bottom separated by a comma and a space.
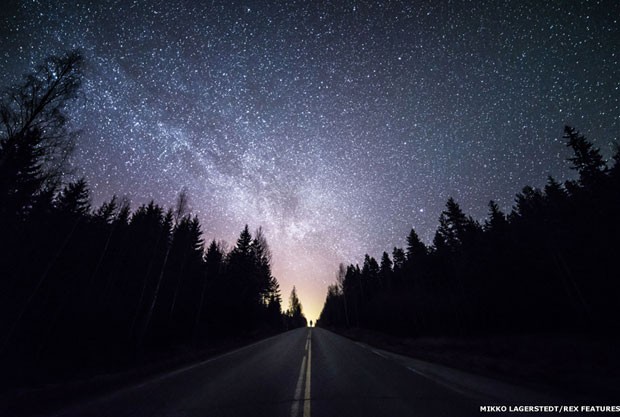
564, 125, 607, 188
0, 128, 46, 220
136, 208, 174, 349
55, 178, 91, 217
199, 240, 224, 337
128, 202, 168, 339
406, 228, 427, 262
379, 252, 393, 275
253, 227, 275, 305
234, 225, 253, 257
265, 278, 283, 330
95, 195, 119, 224
391, 247, 406, 273
513, 186, 544, 219
336, 263, 350, 327
434, 197, 473, 251
485, 200, 508, 232
611, 142, 620, 179
362, 255, 379, 278
225, 226, 261, 331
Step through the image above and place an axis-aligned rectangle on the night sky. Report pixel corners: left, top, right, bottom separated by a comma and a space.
1, 1, 618, 321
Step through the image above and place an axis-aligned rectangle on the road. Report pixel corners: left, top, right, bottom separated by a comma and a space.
42, 328, 505, 416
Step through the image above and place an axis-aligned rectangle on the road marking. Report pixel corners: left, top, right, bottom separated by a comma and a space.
303, 329, 312, 417
406, 366, 471, 397
371, 349, 387, 359
291, 329, 312, 417
290, 355, 307, 417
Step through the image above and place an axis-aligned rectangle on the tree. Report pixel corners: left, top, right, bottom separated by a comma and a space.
433, 197, 478, 252
0, 50, 83, 189
406, 228, 427, 262
512, 186, 544, 219
95, 195, 119, 224
0, 128, 46, 220
610, 142, 620, 180
195, 240, 226, 339
166, 215, 205, 337
0, 51, 82, 224
362, 255, 379, 278
318, 125, 620, 342
286, 286, 307, 328
224, 225, 266, 332
564, 125, 607, 187
316, 283, 343, 328
341, 264, 362, 326
362, 254, 380, 297
379, 251, 393, 287
164, 189, 196, 325
391, 247, 406, 273
485, 200, 508, 233
288, 287, 302, 316
233, 225, 253, 257
336, 263, 350, 327
55, 178, 91, 217
253, 227, 275, 305
127, 202, 170, 341
0, 51, 305, 373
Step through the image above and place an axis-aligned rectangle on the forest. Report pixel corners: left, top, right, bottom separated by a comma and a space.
318, 123, 620, 337
0, 52, 307, 388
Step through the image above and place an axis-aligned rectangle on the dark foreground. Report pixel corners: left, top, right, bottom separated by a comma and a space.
5, 328, 563, 417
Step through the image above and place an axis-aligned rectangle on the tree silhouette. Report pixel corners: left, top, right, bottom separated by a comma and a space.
319, 125, 620, 339
564, 125, 606, 187
0, 128, 47, 220
0, 54, 293, 388
406, 228, 427, 262
286, 286, 307, 328
0, 50, 82, 189
379, 252, 393, 288
56, 178, 91, 217
485, 200, 507, 233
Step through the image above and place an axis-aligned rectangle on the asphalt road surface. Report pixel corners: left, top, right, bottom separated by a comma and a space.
45, 327, 498, 416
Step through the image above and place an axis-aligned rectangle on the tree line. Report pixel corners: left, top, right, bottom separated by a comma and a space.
0, 51, 306, 387
318, 126, 620, 337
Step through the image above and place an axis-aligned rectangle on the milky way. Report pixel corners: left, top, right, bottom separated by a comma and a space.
1, 1, 618, 320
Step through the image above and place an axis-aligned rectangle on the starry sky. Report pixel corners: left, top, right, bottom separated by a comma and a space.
1, 0, 619, 322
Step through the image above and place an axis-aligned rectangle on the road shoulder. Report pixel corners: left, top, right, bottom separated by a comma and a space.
325, 327, 620, 403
